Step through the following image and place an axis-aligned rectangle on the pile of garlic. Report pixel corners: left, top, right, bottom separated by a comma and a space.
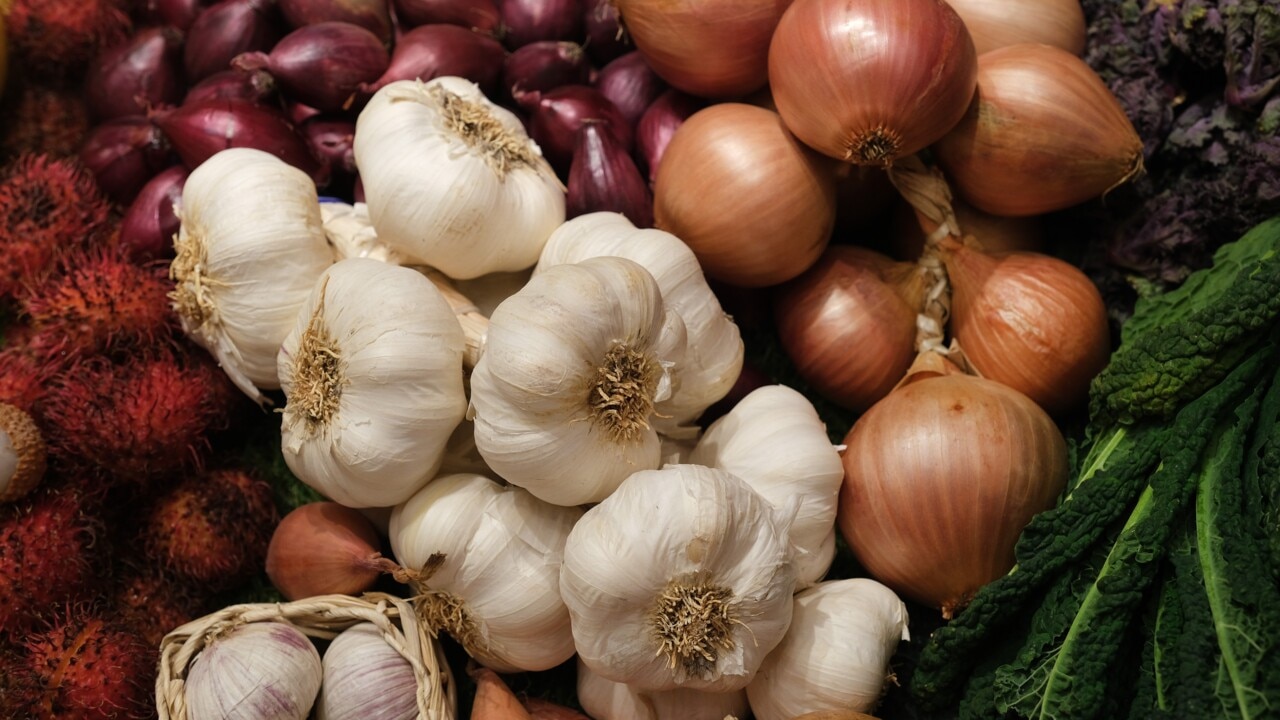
168, 76, 912, 719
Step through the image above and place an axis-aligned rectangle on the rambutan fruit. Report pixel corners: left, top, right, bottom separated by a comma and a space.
0, 485, 102, 633
143, 468, 279, 590
0, 344, 57, 412
37, 346, 239, 483
0, 81, 92, 160
110, 562, 207, 648
1, 402, 48, 502
5, 0, 132, 80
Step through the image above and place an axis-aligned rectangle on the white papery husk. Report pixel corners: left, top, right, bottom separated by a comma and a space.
560, 464, 798, 693
169, 147, 334, 403
469, 256, 687, 506
576, 657, 751, 720
186, 622, 323, 720
354, 77, 564, 280
453, 268, 534, 318
278, 258, 466, 508
535, 212, 743, 437
389, 473, 582, 673
316, 623, 417, 720
318, 201, 403, 264
691, 385, 844, 588
745, 578, 910, 720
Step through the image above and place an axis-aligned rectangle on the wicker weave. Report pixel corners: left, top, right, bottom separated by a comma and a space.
156, 592, 456, 720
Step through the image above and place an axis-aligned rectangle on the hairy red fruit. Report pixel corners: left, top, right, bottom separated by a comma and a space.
110, 563, 206, 647
0, 486, 102, 633
5, 0, 133, 78
0, 345, 58, 412
0, 82, 92, 159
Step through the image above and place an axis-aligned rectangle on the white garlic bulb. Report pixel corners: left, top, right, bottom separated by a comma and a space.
278, 258, 467, 508
318, 201, 403, 264
169, 148, 334, 403
186, 621, 323, 720
691, 385, 844, 587
745, 579, 910, 720
469, 256, 687, 506
536, 212, 743, 437
354, 77, 564, 279
576, 657, 752, 720
389, 473, 582, 672
316, 623, 417, 720
561, 464, 797, 693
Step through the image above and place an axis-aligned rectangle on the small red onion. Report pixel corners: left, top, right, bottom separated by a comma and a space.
151, 98, 320, 178
278, 0, 393, 43
183, 68, 277, 105
361, 24, 506, 95
566, 121, 653, 228
266, 502, 389, 601
301, 116, 356, 175
78, 117, 173, 205
501, 0, 583, 49
503, 41, 590, 98
139, 0, 211, 31
583, 0, 630, 65
635, 88, 704, 183
87, 28, 186, 121
288, 100, 323, 125
184, 0, 282, 83
520, 85, 632, 174
119, 165, 189, 261
233, 22, 388, 112
594, 51, 665, 126
392, 0, 501, 33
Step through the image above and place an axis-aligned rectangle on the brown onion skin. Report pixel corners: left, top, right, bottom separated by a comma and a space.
87, 27, 186, 122
566, 122, 653, 227
120, 165, 189, 261
933, 44, 1144, 217
947, 0, 1085, 56
183, 0, 282, 83
233, 21, 389, 112
78, 117, 173, 205
838, 358, 1068, 617
183, 68, 277, 105
941, 239, 1110, 416
653, 103, 836, 288
890, 197, 1043, 260
615, 0, 792, 99
635, 88, 704, 184
362, 24, 506, 95
278, 0, 394, 43
392, 0, 501, 33
774, 246, 921, 412
768, 0, 977, 166
500, 0, 583, 49
152, 98, 320, 178
593, 51, 666, 126
265, 502, 385, 601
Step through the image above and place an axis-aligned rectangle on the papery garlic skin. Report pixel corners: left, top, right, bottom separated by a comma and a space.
577, 657, 752, 720
454, 269, 534, 318
691, 385, 844, 587
561, 464, 797, 692
278, 258, 467, 508
389, 473, 582, 672
469, 256, 687, 506
536, 212, 743, 437
170, 148, 334, 403
316, 623, 417, 720
319, 201, 403, 264
745, 579, 910, 720
354, 77, 564, 279
186, 621, 323, 720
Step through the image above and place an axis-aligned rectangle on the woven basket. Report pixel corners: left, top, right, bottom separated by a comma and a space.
156, 592, 456, 720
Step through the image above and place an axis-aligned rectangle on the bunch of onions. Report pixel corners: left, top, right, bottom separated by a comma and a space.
946, 0, 1086, 56
933, 44, 1144, 217
768, 0, 977, 166
838, 351, 1069, 618
889, 197, 1043, 260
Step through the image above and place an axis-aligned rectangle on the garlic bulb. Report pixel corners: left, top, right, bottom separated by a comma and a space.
319, 201, 403, 264
577, 657, 752, 720
536, 212, 743, 436
354, 77, 564, 279
186, 621, 323, 720
469, 256, 687, 506
170, 148, 334, 403
389, 472, 582, 672
745, 579, 910, 720
691, 385, 844, 587
561, 464, 797, 692
278, 258, 467, 508
316, 623, 417, 720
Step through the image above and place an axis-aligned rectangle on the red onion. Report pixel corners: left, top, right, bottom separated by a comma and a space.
503, 41, 590, 98
265, 502, 388, 601
287, 101, 323, 125
566, 121, 652, 227
361, 24, 506, 95
151, 98, 320, 178
583, 0, 629, 65
139, 0, 211, 31
119, 165, 189, 261
78, 117, 173, 205
635, 88, 704, 183
520, 85, 632, 174
278, 0, 393, 43
184, 0, 282, 83
301, 116, 356, 176
183, 68, 277, 105
500, 0, 583, 49
232, 22, 388, 112
594, 51, 665, 126
392, 0, 501, 33
87, 28, 186, 121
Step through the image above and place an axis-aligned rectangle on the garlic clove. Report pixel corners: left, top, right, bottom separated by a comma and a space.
318, 200, 404, 264
186, 621, 323, 720
316, 623, 418, 720
0, 403, 47, 503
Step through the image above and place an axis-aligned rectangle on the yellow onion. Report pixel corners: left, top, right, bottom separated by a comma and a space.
939, 236, 1110, 416
767, 0, 977, 166
934, 44, 1144, 217
613, 0, 792, 98
889, 197, 1043, 261
947, 0, 1085, 56
838, 351, 1068, 618
654, 103, 836, 288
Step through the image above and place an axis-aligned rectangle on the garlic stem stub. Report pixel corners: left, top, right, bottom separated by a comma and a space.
185, 621, 323, 720
169, 147, 335, 404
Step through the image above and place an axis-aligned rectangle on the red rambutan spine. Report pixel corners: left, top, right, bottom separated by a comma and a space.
0, 81, 92, 161
109, 562, 208, 648
5, 0, 133, 80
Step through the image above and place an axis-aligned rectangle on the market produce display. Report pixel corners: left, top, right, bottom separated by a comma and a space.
0, 0, 1277, 719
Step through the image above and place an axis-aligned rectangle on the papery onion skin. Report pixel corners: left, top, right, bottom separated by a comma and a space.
362, 24, 506, 95
889, 198, 1043, 260
183, 68, 277, 105
503, 41, 591, 98
278, 0, 393, 43
523, 85, 633, 174
567, 122, 653, 228
594, 51, 666, 126
837, 360, 1068, 617
500, 0, 583, 49
153, 98, 320, 179
635, 89, 704, 184
933, 43, 1144, 217
78, 116, 173, 205
183, 0, 282, 83
947, 0, 1085, 56
233, 21, 389, 112
120, 164, 188, 261
392, 0, 501, 32
653, 103, 836, 288
265, 502, 384, 600
582, 0, 630, 65
768, 0, 977, 166
140, 0, 210, 31
87, 27, 186, 122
